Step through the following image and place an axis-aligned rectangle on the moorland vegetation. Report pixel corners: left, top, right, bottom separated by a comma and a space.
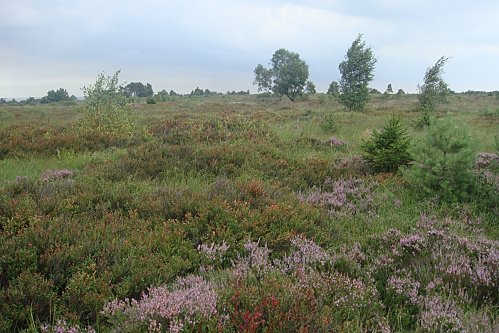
0, 35, 498, 333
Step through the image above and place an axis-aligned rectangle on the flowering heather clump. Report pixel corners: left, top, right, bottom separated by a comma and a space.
231, 240, 272, 278
102, 275, 218, 332
298, 177, 377, 217
198, 241, 229, 261
328, 136, 346, 148
399, 233, 426, 253
41, 320, 95, 333
40, 168, 74, 181
420, 296, 464, 333
366, 213, 499, 331
388, 273, 421, 305
475, 152, 499, 169
275, 236, 331, 275
100, 227, 497, 332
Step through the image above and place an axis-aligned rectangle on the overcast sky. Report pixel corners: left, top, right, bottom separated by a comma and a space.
1, 0, 498, 98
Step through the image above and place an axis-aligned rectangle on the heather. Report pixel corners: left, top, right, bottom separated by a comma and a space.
0, 93, 498, 332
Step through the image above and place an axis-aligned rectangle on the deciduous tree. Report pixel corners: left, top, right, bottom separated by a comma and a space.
338, 34, 377, 111
253, 49, 309, 101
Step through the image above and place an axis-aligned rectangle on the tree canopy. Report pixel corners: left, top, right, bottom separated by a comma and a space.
123, 82, 154, 98
339, 34, 377, 111
417, 56, 450, 113
40, 88, 73, 103
254, 48, 309, 101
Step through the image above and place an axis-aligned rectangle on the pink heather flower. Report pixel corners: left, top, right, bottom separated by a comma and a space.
475, 152, 499, 169
388, 274, 420, 305
231, 240, 273, 278
102, 275, 218, 331
41, 168, 74, 181
169, 319, 184, 333
197, 241, 229, 261
298, 177, 376, 217
290, 236, 330, 265
328, 136, 346, 147
420, 296, 464, 333
399, 234, 426, 253
40, 320, 94, 333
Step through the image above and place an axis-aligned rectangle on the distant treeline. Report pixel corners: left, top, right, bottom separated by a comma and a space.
1, 86, 496, 106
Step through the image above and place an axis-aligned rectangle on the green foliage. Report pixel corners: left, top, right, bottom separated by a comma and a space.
253, 64, 273, 93
416, 57, 450, 127
396, 89, 405, 95
254, 49, 309, 101
146, 97, 156, 104
154, 89, 169, 102
1, 94, 498, 332
339, 34, 377, 111
327, 81, 340, 97
122, 82, 154, 98
78, 71, 142, 140
321, 113, 341, 133
40, 88, 73, 104
305, 81, 316, 94
361, 117, 412, 173
404, 117, 475, 203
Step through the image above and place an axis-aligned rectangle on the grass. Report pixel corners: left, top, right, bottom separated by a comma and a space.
0, 149, 127, 181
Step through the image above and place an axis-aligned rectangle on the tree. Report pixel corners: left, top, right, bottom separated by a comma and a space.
403, 117, 475, 203
40, 88, 71, 103
25, 97, 36, 105
327, 81, 340, 97
123, 82, 154, 97
155, 89, 169, 102
385, 84, 393, 94
361, 117, 412, 173
338, 34, 377, 111
190, 87, 204, 96
78, 71, 140, 139
417, 56, 449, 113
253, 64, 273, 93
415, 56, 450, 128
253, 48, 309, 101
396, 89, 405, 95
305, 81, 316, 94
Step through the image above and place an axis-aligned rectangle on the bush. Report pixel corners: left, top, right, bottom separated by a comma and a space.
361, 117, 412, 173
403, 117, 475, 203
78, 71, 143, 140
146, 97, 156, 104
321, 113, 341, 133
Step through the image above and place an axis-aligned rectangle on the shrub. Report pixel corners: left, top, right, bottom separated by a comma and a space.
320, 113, 341, 133
361, 117, 413, 173
298, 177, 377, 217
78, 71, 143, 140
403, 117, 475, 203
146, 97, 156, 104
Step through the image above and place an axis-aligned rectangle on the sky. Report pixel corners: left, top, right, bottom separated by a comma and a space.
1, 0, 499, 98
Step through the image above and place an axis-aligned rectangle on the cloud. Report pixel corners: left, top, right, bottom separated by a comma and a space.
0, 0, 498, 97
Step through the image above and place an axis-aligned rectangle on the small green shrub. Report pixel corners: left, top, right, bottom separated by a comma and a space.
321, 113, 340, 133
403, 117, 475, 203
146, 97, 156, 104
360, 117, 412, 173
